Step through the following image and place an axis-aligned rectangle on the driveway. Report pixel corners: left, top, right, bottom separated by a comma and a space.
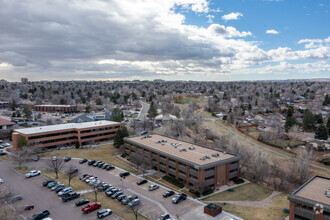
0, 160, 121, 220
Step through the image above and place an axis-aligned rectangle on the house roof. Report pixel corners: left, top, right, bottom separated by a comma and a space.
0, 118, 15, 126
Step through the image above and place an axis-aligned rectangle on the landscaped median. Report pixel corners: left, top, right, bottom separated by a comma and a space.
38, 143, 137, 173
41, 171, 89, 191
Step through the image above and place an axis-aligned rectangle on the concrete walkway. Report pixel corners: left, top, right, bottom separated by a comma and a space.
206, 191, 282, 207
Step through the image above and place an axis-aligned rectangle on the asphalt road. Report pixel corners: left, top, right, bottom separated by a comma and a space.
0, 160, 121, 220
138, 101, 150, 121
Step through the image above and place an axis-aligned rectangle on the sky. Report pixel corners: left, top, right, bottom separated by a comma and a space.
0, 0, 329, 82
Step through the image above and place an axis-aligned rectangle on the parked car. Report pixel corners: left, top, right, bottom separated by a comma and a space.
62, 192, 80, 202
43, 180, 55, 186
105, 189, 120, 197
58, 187, 73, 196
0, 151, 7, 156
121, 195, 138, 205
172, 194, 187, 204
79, 159, 88, 164
88, 160, 96, 165
0, 178, 3, 184
111, 191, 123, 199
106, 165, 115, 171
3, 143, 11, 147
97, 209, 112, 219
64, 157, 71, 162
24, 204, 35, 211
97, 162, 105, 168
158, 213, 171, 220
25, 170, 41, 178
119, 172, 130, 178
86, 177, 98, 183
32, 155, 40, 161
55, 186, 66, 193
128, 198, 140, 207
81, 202, 101, 214
51, 184, 65, 191
75, 198, 90, 206
30, 210, 50, 220
8, 195, 22, 203
52, 156, 58, 161
69, 168, 79, 174
82, 175, 94, 181
141, 131, 148, 135
79, 174, 89, 180
101, 163, 109, 169
47, 182, 59, 188
98, 184, 111, 191
149, 184, 159, 191
137, 179, 148, 185
117, 194, 127, 202
104, 186, 115, 193
163, 190, 175, 198
93, 161, 102, 167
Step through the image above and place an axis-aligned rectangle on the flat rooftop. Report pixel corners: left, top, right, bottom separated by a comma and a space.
125, 135, 236, 166
15, 120, 119, 135
294, 176, 330, 205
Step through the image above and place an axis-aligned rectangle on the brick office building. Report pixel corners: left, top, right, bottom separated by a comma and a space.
123, 135, 240, 188
288, 175, 330, 220
12, 120, 120, 149
33, 105, 77, 112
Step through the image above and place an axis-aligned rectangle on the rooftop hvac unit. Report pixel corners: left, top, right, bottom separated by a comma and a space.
179, 148, 187, 152
200, 157, 206, 161
188, 146, 196, 150
161, 139, 167, 143
223, 151, 227, 154
212, 153, 220, 158
205, 155, 211, 159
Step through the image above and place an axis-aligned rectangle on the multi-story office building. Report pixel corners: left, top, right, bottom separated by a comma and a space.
288, 175, 330, 220
12, 120, 120, 149
123, 134, 240, 188
33, 104, 77, 112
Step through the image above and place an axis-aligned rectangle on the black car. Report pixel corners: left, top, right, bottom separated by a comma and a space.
101, 184, 111, 191
119, 172, 130, 178
64, 157, 71, 162
69, 168, 79, 174
137, 179, 148, 185
55, 186, 65, 193
172, 194, 187, 204
97, 162, 105, 168
88, 160, 96, 165
106, 165, 115, 171
43, 180, 55, 187
30, 210, 50, 220
163, 190, 175, 198
33, 155, 40, 161
75, 198, 89, 206
79, 159, 88, 164
62, 192, 80, 202
0, 151, 7, 156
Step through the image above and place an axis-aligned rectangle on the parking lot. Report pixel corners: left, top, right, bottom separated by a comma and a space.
0, 157, 203, 220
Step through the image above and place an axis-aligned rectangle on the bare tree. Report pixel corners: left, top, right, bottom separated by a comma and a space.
90, 184, 98, 202
0, 186, 22, 220
128, 119, 138, 134
65, 165, 79, 186
46, 158, 64, 179
12, 147, 33, 168
127, 204, 141, 220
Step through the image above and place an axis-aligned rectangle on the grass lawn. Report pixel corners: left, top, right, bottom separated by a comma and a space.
82, 193, 148, 220
42, 171, 90, 191
203, 183, 273, 202
218, 193, 290, 220
38, 143, 136, 173
13, 166, 29, 174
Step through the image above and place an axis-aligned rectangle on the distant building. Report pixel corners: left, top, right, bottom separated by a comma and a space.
33, 105, 77, 113
0, 101, 9, 109
69, 111, 111, 123
288, 175, 330, 220
21, 78, 28, 83
0, 118, 15, 130
12, 120, 120, 150
123, 134, 240, 188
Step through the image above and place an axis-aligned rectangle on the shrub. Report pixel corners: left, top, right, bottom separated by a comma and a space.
121, 154, 126, 158
189, 189, 200, 197
162, 176, 184, 188
202, 189, 213, 196
233, 177, 245, 184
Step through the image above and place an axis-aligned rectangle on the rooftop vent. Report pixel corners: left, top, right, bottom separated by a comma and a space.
212, 153, 220, 158
200, 157, 206, 161
205, 155, 211, 159
179, 148, 187, 152
188, 146, 196, 150
223, 151, 227, 154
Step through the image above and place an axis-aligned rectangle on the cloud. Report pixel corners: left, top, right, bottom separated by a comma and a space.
266, 29, 279, 34
206, 14, 215, 23
221, 12, 243, 21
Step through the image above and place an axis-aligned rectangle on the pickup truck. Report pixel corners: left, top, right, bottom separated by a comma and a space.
82, 202, 101, 214
62, 192, 80, 202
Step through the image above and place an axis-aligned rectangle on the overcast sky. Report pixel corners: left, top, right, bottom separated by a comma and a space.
0, 0, 329, 81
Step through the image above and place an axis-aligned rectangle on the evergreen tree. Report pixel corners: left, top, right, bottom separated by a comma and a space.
287, 105, 294, 118
110, 108, 123, 122
285, 116, 297, 132
113, 126, 129, 148
314, 114, 323, 124
303, 109, 315, 131
23, 106, 32, 120
148, 102, 158, 119
323, 94, 330, 106
18, 136, 28, 148
314, 125, 328, 140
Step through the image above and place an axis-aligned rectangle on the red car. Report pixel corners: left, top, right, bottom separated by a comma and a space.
82, 175, 93, 181
24, 204, 34, 211
81, 202, 101, 214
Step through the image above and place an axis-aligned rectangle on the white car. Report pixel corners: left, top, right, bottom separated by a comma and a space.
97, 209, 112, 218
58, 187, 72, 196
0, 178, 3, 184
52, 156, 58, 161
3, 143, 11, 147
149, 184, 159, 191
25, 170, 41, 178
